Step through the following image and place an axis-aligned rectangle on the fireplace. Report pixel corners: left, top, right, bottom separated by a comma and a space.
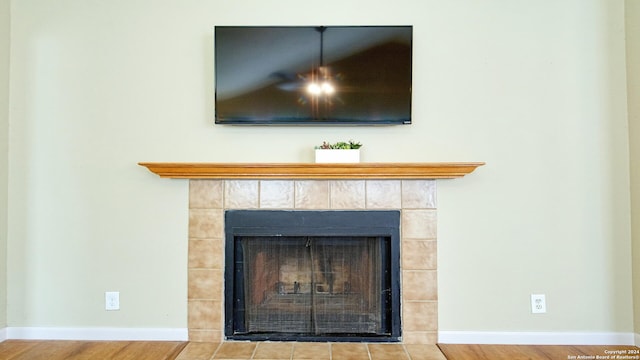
224, 210, 401, 342
140, 161, 483, 344
186, 178, 440, 344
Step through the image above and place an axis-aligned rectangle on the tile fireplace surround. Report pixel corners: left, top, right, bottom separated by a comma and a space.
139, 162, 483, 345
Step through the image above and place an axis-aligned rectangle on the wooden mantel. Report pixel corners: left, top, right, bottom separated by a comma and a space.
138, 162, 484, 180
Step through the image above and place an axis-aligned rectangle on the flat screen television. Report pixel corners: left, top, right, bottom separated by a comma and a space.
214, 26, 412, 125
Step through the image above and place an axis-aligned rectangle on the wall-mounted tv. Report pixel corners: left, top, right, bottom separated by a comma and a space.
214, 26, 412, 125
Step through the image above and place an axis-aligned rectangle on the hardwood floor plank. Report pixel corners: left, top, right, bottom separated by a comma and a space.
0, 340, 40, 359
0, 340, 187, 360
4, 341, 85, 360
438, 344, 493, 360
109, 341, 187, 360
438, 344, 640, 360
63, 341, 131, 359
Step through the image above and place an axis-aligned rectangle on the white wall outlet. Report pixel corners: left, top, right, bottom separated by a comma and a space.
531, 294, 546, 314
105, 291, 120, 311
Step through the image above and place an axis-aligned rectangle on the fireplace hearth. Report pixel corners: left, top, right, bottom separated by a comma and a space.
224, 210, 401, 342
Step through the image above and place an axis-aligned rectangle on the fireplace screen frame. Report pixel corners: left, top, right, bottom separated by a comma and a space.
224, 210, 401, 342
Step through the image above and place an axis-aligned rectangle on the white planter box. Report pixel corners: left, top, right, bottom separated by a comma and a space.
314, 149, 361, 163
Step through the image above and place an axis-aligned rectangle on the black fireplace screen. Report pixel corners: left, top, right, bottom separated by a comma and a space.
224, 210, 401, 342
242, 236, 383, 335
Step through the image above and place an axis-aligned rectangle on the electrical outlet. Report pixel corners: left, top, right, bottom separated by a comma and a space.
531, 294, 546, 314
105, 291, 120, 311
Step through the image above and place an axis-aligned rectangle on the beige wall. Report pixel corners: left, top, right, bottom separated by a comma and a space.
6, 0, 634, 336
627, 0, 640, 341
0, 0, 10, 329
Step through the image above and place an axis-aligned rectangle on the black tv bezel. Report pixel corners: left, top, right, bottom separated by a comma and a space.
214, 25, 413, 126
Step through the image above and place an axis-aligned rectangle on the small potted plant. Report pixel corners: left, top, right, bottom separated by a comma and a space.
314, 140, 363, 163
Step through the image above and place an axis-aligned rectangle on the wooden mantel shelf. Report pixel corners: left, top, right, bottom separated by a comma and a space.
138, 162, 484, 180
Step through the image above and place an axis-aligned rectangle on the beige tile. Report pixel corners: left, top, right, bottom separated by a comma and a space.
295, 181, 329, 209
403, 270, 437, 301
213, 342, 257, 359
402, 210, 437, 239
176, 342, 220, 360
402, 331, 439, 345
404, 344, 446, 359
330, 180, 365, 209
259, 180, 294, 208
189, 239, 224, 270
366, 180, 401, 209
225, 180, 259, 209
188, 300, 222, 330
367, 344, 409, 360
402, 240, 437, 270
401, 180, 436, 209
403, 302, 438, 332
188, 330, 222, 342
292, 342, 330, 359
331, 343, 370, 360
190, 180, 224, 209
253, 342, 294, 359
188, 269, 223, 300
189, 209, 223, 239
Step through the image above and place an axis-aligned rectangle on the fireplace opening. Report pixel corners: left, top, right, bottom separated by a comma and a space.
224, 210, 401, 342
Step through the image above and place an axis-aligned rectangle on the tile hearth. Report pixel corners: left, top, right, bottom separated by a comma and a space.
175, 342, 447, 360
187, 179, 438, 344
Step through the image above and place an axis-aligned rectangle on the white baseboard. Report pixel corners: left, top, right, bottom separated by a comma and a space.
5, 327, 188, 341
0, 327, 7, 342
635, 333, 640, 347
438, 331, 635, 345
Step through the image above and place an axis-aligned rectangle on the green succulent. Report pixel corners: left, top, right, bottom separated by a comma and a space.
316, 140, 362, 149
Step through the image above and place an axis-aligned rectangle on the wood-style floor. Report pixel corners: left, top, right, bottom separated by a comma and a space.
438, 344, 640, 360
0, 340, 187, 360
0, 340, 639, 360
